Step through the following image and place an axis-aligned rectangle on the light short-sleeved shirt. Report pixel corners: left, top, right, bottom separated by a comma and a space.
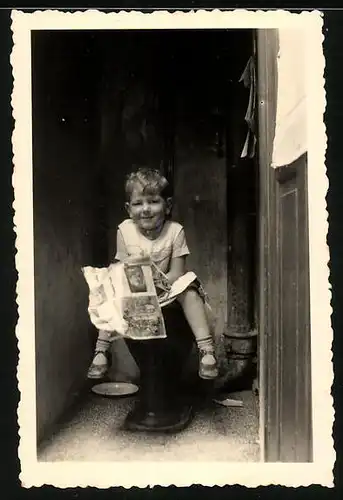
115, 219, 190, 273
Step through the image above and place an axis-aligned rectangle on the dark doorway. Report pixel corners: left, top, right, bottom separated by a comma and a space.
32, 29, 260, 457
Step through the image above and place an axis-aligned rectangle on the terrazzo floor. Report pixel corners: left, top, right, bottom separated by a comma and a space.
38, 389, 260, 462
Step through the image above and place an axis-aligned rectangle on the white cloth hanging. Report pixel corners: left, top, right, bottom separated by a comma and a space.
271, 29, 307, 167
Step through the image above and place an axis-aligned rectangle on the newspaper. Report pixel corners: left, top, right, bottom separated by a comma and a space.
82, 263, 127, 335
82, 257, 200, 340
121, 256, 167, 340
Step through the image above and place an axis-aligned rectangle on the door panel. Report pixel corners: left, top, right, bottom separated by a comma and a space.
257, 30, 312, 462
279, 179, 299, 460
276, 159, 312, 462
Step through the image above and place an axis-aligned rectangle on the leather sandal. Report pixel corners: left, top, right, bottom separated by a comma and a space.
87, 350, 111, 380
198, 349, 219, 380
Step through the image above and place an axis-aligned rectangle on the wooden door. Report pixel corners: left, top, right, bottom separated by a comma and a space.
257, 29, 313, 462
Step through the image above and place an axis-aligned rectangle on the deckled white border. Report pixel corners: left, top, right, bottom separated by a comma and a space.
11, 9, 334, 488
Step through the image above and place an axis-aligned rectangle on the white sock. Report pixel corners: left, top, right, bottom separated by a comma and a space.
197, 336, 215, 353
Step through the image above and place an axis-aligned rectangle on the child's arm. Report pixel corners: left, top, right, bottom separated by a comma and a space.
165, 226, 189, 285
114, 228, 129, 262
166, 255, 187, 285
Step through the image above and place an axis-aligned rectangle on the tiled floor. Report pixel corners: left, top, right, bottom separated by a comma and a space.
38, 389, 260, 462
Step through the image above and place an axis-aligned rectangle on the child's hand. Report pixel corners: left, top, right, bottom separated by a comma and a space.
157, 291, 171, 304
155, 282, 171, 295
153, 273, 172, 292
151, 262, 171, 290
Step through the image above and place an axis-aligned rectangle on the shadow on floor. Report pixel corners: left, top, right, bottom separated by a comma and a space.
38, 389, 260, 462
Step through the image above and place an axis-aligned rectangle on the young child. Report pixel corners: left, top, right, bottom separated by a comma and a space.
87, 168, 219, 380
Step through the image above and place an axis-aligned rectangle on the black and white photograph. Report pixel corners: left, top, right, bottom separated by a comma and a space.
11, 9, 333, 488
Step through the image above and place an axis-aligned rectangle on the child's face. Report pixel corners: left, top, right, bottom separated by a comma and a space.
126, 187, 171, 233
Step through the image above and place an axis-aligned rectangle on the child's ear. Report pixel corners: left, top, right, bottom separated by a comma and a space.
125, 202, 131, 216
166, 197, 173, 215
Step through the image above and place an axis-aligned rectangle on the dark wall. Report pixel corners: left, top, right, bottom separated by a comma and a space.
171, 31, 256, 369
32, 31, 101, 441
96, 31, 167, 259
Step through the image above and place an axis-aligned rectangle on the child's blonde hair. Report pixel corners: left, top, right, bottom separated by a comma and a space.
125, 168, 172, 201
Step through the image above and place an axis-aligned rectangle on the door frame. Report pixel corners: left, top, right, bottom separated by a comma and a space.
255, 28, 279, 462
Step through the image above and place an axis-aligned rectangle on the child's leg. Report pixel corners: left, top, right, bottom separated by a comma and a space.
87, 329, 112, 379
178, 289, 218, 379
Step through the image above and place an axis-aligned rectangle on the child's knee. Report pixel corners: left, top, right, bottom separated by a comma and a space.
178, 287, 200, 304
185, 288, 199, 298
